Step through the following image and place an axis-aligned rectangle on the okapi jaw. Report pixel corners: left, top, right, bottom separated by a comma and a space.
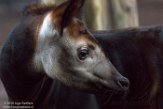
33, 1, 129, 93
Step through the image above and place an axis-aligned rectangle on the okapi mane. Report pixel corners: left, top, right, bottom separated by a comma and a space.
22, 3, 55, 16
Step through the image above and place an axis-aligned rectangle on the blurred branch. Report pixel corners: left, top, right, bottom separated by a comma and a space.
109, 0, 139, 28
83, 0, 110, 30
40, 0, 65, 5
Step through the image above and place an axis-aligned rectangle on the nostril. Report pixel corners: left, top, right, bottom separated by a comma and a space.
116, 78, 130, 90
119, 79, 129, 88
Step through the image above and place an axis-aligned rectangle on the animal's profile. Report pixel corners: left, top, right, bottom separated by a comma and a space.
0, 0, 129, 109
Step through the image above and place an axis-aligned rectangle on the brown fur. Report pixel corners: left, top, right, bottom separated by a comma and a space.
23, 3, 55, 16
65, 18, 98, 47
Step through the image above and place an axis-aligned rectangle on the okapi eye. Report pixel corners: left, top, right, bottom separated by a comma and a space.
78, 46, 89, 60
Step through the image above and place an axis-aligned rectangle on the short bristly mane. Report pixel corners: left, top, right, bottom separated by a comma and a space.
22, 3, 56, 16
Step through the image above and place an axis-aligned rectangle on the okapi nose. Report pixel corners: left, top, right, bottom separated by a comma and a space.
115, 77, 130, 91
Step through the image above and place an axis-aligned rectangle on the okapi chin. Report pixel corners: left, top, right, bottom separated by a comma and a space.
0, 0, 129, 109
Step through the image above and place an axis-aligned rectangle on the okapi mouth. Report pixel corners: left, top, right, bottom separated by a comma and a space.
98, 76, 129, 92
91, 60, 130, 93
85, 73, 130, 95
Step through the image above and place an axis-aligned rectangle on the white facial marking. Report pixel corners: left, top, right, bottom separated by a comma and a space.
39, 13, 57, 39
33, 13, 59, 73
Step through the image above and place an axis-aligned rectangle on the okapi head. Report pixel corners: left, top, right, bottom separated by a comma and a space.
30, 0, 129, 93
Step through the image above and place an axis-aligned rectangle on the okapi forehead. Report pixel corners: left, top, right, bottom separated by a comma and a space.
65, 18, 98, 46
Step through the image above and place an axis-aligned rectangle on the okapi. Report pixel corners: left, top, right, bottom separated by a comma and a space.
0, 0, 129, 109
94, 26, 163, 109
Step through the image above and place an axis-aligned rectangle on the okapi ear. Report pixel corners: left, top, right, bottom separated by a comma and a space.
23, 3, 55, 15
51, 0, 85, 35
60, 0, 85, 35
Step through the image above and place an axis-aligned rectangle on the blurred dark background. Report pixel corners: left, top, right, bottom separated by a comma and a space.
1, 0, 163, 108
